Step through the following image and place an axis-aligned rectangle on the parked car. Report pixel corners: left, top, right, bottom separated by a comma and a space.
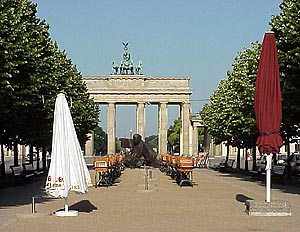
256, 154, 280, 173
256, 153, 300, 176
25, 152, 38, 162
256, 154, 267, 173
277, 154, 287, 165
289, 152, 300, 176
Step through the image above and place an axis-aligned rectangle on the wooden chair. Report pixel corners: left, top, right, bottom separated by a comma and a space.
168, 155, 179, 178
176, 157, 194, 187
159, 154, 169, 172
93, 157, 111, 187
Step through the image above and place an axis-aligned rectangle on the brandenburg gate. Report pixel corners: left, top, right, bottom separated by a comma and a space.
83, 43, 198, 156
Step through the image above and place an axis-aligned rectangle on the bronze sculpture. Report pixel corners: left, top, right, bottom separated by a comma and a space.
111, 42, 142, 75
120, 134, 159, 168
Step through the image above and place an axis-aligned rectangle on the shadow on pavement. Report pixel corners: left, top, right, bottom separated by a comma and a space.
65, 200, 97, 213
213, 168, 300, 196
0, 176, 54, 208
235, 193, 253, 203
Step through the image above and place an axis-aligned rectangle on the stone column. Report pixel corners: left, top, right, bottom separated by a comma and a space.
21, 145, 26, 163
85, 132, 94, 156
136, 102, 145, 140
180, 102, 190, 155
192, 124, 199, 156
203, 126, 211, 153
107, 102, 116, 154
158, 102, 168, 154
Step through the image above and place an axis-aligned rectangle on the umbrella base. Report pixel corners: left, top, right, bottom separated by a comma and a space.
245, 200, 291, 216
55, 210, 78, 217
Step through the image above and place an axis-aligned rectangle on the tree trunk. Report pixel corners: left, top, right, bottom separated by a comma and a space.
36, 147, 40, 170
1, 144, 5, 178
13, 142, 18, 166
29, 145, 34, 164
42, 147, 47, 172
252, 147, 257, 171
286, 138, 292, 177
236, 147, 241, 169
203, 127, 211, 153
226, 143, 230, 163
244, 149, 249, 171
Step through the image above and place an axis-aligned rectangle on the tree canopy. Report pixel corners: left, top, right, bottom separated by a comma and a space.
200, 0, 300, 155
270, 0, 300, 143
0, 0, 99, 150
94, 126, 107, 155
200, 42, 261, 150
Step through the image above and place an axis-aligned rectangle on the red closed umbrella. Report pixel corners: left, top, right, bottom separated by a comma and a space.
254, 32, 283, 154
254, 31, 283, 202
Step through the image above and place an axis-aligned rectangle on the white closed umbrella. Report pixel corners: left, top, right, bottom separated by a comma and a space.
45, 93, 92, 216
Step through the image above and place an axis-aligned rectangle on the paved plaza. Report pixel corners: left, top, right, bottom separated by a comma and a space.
1, 167, 300, 232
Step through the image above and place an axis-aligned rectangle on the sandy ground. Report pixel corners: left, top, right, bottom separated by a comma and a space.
1, 168, 300, 232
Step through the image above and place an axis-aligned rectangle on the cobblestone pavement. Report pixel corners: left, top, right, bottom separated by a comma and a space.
1, 168, 300, 232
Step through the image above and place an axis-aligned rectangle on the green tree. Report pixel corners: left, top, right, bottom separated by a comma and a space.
270, 0, 300, 144
226, 43, 261, 169
201, 80, 234, 146
0, 0, 99, 167
167, 118, 181, 153
227, 43, 261, 146
167, 117, 204, 154
0, 0, 52, 148
49, 48, 99, 148
94, 126, 107, 155
270, 0, 300, 175
201, 43, 261, 167
197, 127, 205, 151
145, 135, 158, 150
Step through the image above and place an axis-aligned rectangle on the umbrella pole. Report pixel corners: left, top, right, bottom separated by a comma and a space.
265, 154, 272, 203
56, 197, 78, 216
64, 197, 69, 212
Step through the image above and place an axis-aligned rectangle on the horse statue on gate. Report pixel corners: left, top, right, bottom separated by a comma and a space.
120, 51, 134, 75
135, 61, 142, 75
112, 61, 119, 74
112, 42, 142, 75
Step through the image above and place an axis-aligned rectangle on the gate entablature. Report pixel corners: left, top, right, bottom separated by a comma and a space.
83, 75, 192, 104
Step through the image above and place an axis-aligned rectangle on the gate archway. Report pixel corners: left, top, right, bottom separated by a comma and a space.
83, 74, 193, 155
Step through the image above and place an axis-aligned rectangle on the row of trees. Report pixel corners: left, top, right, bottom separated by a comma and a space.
270, 0, 300, 150
200, 0, 300, 169
0, 0, 99, 171
201, 43, 260, 168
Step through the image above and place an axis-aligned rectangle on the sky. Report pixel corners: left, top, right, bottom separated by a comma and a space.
32, 0, 282, 138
